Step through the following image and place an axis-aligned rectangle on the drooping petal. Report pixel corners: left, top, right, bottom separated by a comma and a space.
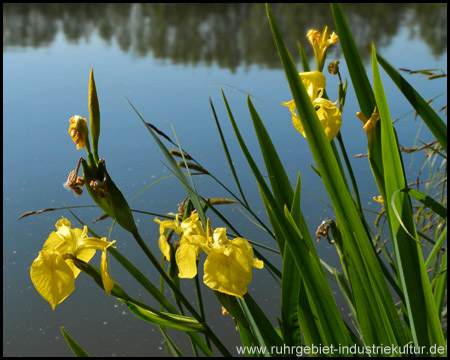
203, 246, 252, 299
158, 234, 172, 261
100, 249, 114, 295
203, 236, 263, 299
175, 240, 200, 278
30, 250, 76, 310
154, 216, 180, 261
232, 237, 264, 270
282, 100, 306, 138
314, 98, 342, 141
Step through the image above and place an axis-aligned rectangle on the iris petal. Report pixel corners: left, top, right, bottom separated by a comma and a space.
30, 250, 76, 310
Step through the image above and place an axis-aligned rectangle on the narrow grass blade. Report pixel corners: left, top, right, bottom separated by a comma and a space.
377, 53, 447, 154
297, 41, 311, 72
331, 2, 387, 211
283, 173, 302, 346
372, 45, 446, 351
330, 4, 376, 117
400, 187, 447, 220
280, 247, 302, 346
60, 327, 90, 357
248, 95, 294, 208
432, 247, 447, 319
127, 97, 206, 225
107, 247, 177, 313
240, 294, 284, 349
209, 96, 249, 207
158, 326, 184, 357
425, 227, 447, 269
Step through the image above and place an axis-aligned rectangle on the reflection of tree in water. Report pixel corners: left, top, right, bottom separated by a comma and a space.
3, 3, 447, 71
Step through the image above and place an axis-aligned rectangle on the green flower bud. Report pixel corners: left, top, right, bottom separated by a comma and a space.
89, 68, 101, 164
81, 158, 137, 234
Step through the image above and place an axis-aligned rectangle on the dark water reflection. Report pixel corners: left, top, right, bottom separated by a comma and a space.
3, 3, 447, 71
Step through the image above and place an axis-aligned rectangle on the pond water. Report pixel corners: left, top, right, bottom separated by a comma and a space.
3, 3, 447, 357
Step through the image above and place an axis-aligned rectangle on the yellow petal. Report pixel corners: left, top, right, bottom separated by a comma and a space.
100, 250, 114, 295
282, 72, 332, 139
55, 216, 73, 230
299, 71, 326, 99
44, 218, 96, 277
362, 112, 380, 131
158, 233, 172, 261
282, 100, 306, 138
30, 250, 75, 310
68, 115, 89, 150
50, 217, 84, 252
69, 247, 96, 278
327, 31, 339, 47
203, 248, 252, 299
180, 213, 206, 238
373, 195, 384, 205
176, 240, 200, 278
155, 217, 180, 234
314, 98, 342, 141
306, 27, 338, 71
231, 237, 264, 270
252, 258, 264, 269
212, 227, 229, 246
75, 237, 116, 295
154, 217, 179, 260
307, 29, 322, 48
203, 237, 262, 299
42, 231, 66, 252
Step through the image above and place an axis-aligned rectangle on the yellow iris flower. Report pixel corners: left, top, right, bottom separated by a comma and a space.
307, 26, 339, 72
282, 71, 342, 141
155, 214, 263, 299
30, 217, 115, 310
154, 213, 205, 264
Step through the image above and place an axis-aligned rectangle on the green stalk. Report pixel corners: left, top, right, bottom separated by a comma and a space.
193, 271, 211, 351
